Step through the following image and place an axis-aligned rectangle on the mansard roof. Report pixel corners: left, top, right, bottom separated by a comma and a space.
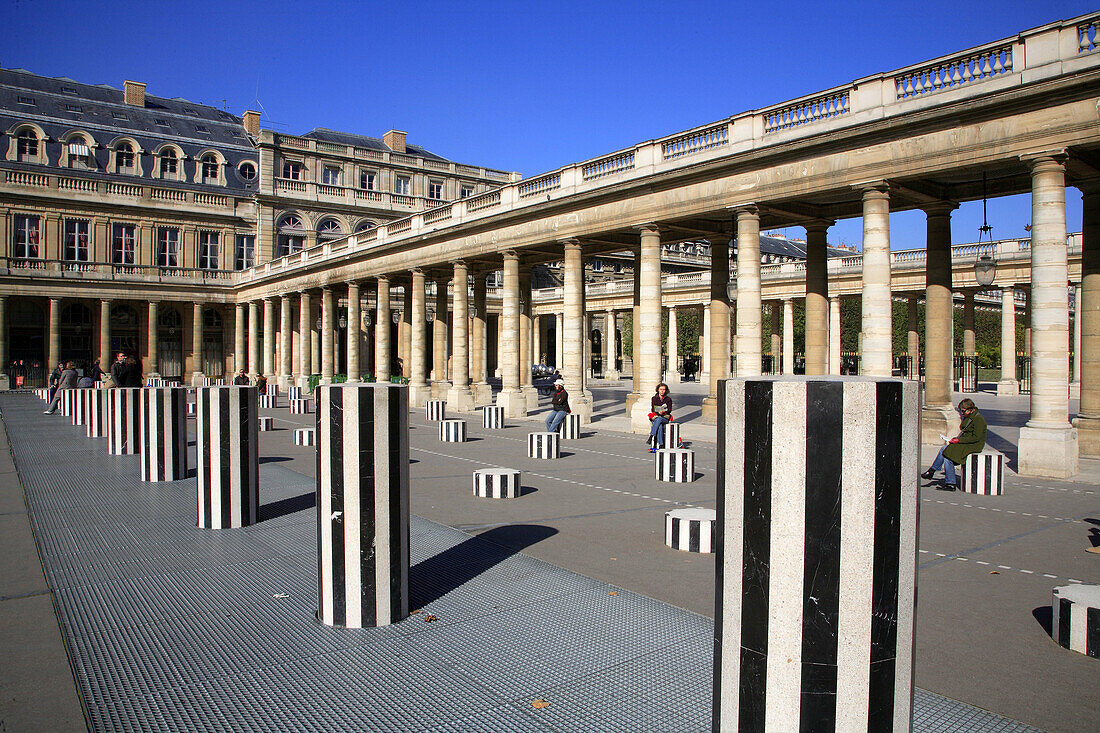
301, 127, 450, 163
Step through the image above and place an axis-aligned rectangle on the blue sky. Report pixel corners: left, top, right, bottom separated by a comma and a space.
4, 0, 1096, 249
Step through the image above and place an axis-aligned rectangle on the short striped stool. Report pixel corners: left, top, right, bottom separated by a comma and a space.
59, 390, 77, 417
665, 507, 717, 553
71, 389, 93, 426
1051, 584, 1100, 658
288, 386, 302, 400
483, 405, 505, 429
655, 448, 695, 482
147, 377, 165, 387
258, 417, 275, 431
36, 388, 49, 401
473, 468, 521, 499
557, 414, 582, 439
295, 428, 316, 446
959, 453, 1004, 495
187, 401, 196, 416
660, 422, 682, 449
212, 378, 226, 386
440, 419, 467, 442
258, 394, 277, 409
265, 385, 278, 396
527, 432, 560, 459
426, 400, 446, 421
290, 398, 311, 414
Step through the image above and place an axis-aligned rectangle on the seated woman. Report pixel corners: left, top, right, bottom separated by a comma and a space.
647, 382, 681, 452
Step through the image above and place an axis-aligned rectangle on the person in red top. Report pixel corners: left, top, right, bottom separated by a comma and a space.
648, 382, 675, 452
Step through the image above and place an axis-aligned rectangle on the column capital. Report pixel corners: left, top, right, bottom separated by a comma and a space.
632, 222, 660, 235
559, 237, 582, 250
346, 278, 360, 288
856, 180, 890, 198
453, 259, 467, 269
922, 200, 959, 217
1021, 149, 1068, 169
804, 218, 835, 234
501, 250, 518, 262
729, 203, 759, 218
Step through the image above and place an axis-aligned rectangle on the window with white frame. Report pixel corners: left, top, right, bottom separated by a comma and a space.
160, 148, 178, 177
394, 175, 410, 195
276, 215, 305, 257
317, 219, 344, 240
156, 227, 180, 267
359, 170, 375, 189
63, 219, 90, 262
16, 129, 39, 161
460, 183, 475, 199
237, 161, 256, 181
67, 137, 93, 169
201, 154, 219, 183
116, 142, 135, 171
198, 230, 220, 270
111, 224, 136, 265
355, 220, 376, 234
282, 160, 302, 180
234, 234, 255, 270
428, 180, 443, 200
12, 215, 41, 258
322, 166, 341, 185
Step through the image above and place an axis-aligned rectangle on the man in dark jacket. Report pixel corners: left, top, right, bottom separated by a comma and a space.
109, 353, 127, 387
44, 362, 79, 414
922, 398, 987, 491
545, 379, 570, 433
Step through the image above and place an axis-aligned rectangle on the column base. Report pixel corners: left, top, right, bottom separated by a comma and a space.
190, 372, 205, 388
447, 386, 475, 412
701, 396, 719, 425
473, 381, 494, 407
624, 391, 640, 417
521, 385, 539, 411
1018, 424, 1079, 478
408, 382, 431, 409
496, 388, 528, 418
297, 375, 312, 390
1070, 382, 1080, 400
1072, 416, 1100, 457
629, 399, 654, 434
571, 394, 593, 424
921, 405, 959, 446
605, 369, 619, 381
996, 379, 1019, 397
430, 380, 452, 401
663, 371, 680, 385
0, 374, 9, 391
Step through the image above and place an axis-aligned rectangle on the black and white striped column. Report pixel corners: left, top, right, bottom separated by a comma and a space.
655, 448, 695, 482
105, 388, 142, 455
60, 389, 76, 418
714, 377, 919, 732
1051, 584, 1099, 657
426, 399, 446, 421
663, 421, 682, 448
36, 388, 49, 401
483, 405, 505, 429
317, 383, 410, 629
259, 394, 277, 409
196, 386, 259, 529
187, 401, 196, 417
258, 417, 275, 431
290, 398, 311, 414
557, 414, 582, 439
69, 388, 93, 426
140, 387, 188, 482
265, 384, 277, 396
473, 468, 521, 498
959, 454, 1004, 496
527, 431, 560, 459
86, 388, 107, 438
665, 507, 716, 553
439, 419, 466, 442
288, 385, 302, 400
295, 428, 316, 446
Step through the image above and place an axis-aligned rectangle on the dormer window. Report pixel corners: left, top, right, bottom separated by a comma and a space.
16, 130, 39, 160
67, 138, 94, 169
117, 142, 135, 171
201, 154, 219, 182
160, 148, 178, 176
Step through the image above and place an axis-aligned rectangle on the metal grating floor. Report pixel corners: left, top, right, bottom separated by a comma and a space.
2, 394, 1041, 733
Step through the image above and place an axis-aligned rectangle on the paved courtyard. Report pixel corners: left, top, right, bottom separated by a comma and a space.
0, 379, 1097, 732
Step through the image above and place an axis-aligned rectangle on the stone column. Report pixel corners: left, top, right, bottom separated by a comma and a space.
555, 311, 565, 371
735, 207, 762, 377
923, 203, 958, 442
769, 303, 781, 373
701, 303, 712, 387
907, 296, 919, 380
235, 303, 246, 374
262, 297, 276, 379
562, 239, 592, 421
533, 314, 542, 367
400, 286, 412, 377
963, 290, 976, 358
347, 281, 361, 382
432, 278, 450, 398
861, 183, 893, 376
375, 276, 391, 382
279, 295, 292, 389
629, 225, 662, 432
1071, 283, 1082, 399
496, 252, 525, 417
192, 302, 204, 385
46, 298, 60, 370
804, 220, 831, 375
782, 298, 795, 374
664, 306, 679, 384
604, 309, 618, 379
298, 292, 311, 387
519, 270, 538, 410
449, 261, 474, 411
99, 299, 112, 371
196, 386, 258, 528
1075, 189, 1100, 455
0, 296, 6, 388
408, 269, 430, 407
998, 286, 1019, 395
247, 300, 260, 377
472, 274, 491, 406
829, 296, 841, 375
1018, 155, 1078, 477
147, 300, 160, 378
320, 287, 335, 384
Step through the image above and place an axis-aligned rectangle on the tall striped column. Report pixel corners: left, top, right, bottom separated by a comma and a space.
714, 377, 919, 732
86, 388, 108, 438
196, 386, 259, 529
105, 388, 142, 455
317, 383, 409, 629
140, 387, 188, 482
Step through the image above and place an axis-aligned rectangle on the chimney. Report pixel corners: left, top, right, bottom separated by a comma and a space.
383, 129, 407, 153
242, 110, 260, 136
123, 80, 146, 107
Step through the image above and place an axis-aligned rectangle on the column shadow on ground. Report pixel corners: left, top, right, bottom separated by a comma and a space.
410, 524, 557, 608
259, 491, 315, 522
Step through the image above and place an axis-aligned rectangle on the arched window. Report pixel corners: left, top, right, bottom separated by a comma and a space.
160, 148, 178, 177
17, 129, 39, 160
201, 153, 219, 182
202, 308, 223, 330
66, 134, 94, 169
317, 218, 345, 240
116, 142, 135, 170
276, 214, 306, 257
355, 220, 377, 234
